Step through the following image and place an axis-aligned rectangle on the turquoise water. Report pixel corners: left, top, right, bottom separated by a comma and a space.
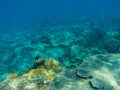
0, 0, 120, 89
0, 17, 120, 80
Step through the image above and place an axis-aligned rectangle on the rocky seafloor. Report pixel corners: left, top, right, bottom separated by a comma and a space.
0, 17, 120, 90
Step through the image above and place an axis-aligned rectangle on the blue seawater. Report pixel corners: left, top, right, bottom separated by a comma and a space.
0, 0, 120, 85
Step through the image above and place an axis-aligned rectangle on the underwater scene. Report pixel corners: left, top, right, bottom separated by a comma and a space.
0, 0, 120, 90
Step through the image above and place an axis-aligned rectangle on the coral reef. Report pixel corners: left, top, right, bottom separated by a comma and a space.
0, 57, 64, 90
1, 17, 120, 87
1, 54, 120, 90
24, 57, 64, 79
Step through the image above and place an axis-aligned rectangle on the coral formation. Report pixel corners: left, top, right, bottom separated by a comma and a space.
0, 57, 64, 90
24, 57, 64, 79
45, 58, 59, 69
7, 73, 18, 79
23, 68, 47, 77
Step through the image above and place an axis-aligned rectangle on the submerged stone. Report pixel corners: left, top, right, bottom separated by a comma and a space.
89, 78, 105, 89
77, 54, 120, 90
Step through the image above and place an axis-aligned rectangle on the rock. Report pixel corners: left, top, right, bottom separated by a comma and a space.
77, 54, 120, 90
89, 78, 114, 90
48, 54, 120, 90
76, 68, 93, 79
47, 70, 93, 90
89, 78, 105, 89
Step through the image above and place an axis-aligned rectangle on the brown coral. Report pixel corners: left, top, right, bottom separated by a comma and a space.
23, 68, 47, 77
7, 73, 18, 79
